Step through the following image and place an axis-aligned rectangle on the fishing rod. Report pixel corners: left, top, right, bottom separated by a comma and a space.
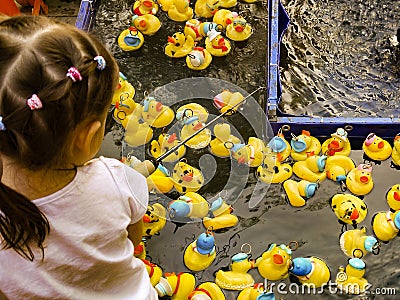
156, 86, 266, 162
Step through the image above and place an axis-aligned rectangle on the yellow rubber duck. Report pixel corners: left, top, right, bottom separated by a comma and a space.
165, 32, 195, 58
176, 103, 209, 123
172, 160, 204, 193
132, 0, 159, 16
186, 47, 213, 70
267, 132, 291, 162
387, 184, 400, 211
290, 130, 322, 161
168, 192, 209, 219
292, 154, 327, 182
215, 252, 255, 290
325, 155, 356, 183
150, 132, 186, 163
146, 164, 174, 194
112, 96, 143, 124
131, 14, 161, 35
194, 0, 221, 18
112, 72, 136, 106
321, 128, 351, 156
345, 163, 374, 196
134, 241, 146, 259
255, 243, 293, 281
336, 258, 369, 295
184, 231, 216, 271
219, 0, 237, 8
226, 15, 253, 41
122, 115, 153, 147
209, 123, 241, 158
372, 210, 400, 242
202, 196, 238, 230
213, 90, 244, 114
205, 29, 231, 56
155, 272, 196, 300
184, 19, 203, 41
362, 133, 392, 162
142, 203, 167, 237
256, 154, 293, 184
167, 0, 193, 22
117, 26, 144, 51
213, 9, 237, 28
228, 137, 267, 167
283, 179, 318, 207
391, 134, 400, 168
142, 96, 175, 128
158, 0, 173, 11
329, 193, 368, 227
179, 114, 212, 149
141, 259, 163, 286
188, 282, 226, 300
289, 256, 331, 288
339, 227, 379, 258
198, 21, 220, 38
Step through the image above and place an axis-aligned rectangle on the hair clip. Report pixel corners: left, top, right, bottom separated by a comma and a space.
94, 55, 106, 70
66, 67, 83, 82
26, 94, 43, 110
0, 116, 6, 131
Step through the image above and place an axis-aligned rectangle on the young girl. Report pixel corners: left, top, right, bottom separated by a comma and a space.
0, 15, 157, 299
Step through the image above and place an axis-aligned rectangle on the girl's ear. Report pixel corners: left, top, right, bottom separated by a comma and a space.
73, 120, 102, 158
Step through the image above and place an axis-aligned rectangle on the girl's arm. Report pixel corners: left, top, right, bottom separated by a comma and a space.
0, 290, 9, 300
127, 219, 144, 247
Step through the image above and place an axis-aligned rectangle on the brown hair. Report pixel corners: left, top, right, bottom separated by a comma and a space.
0, 15, 119, 260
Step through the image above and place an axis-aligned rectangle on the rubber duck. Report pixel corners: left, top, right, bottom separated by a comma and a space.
228, 137, 267, 167
255, 243, 293, 281
184, 230, 216, 271
289, 256, 331, 288
194, 0, 221, 18
146, 164, 175, 194
198, 22, 220, 39
363, 133, 392, 162
168, 192, 209, 219
325, 155, 356, 183
164, 32, 195, 58
205, 29, 231, 56
172, 160, 204, 193
121, 115, 153, 147
336, 258, 369, 295
131, 14, 161, 35
155, 272, 196, 299
387, 184, 400, 211
345, 163, 374, 196
111, 72, 136, 106
266, 131, 291, 162
134, 241, 146, 259
117, 26, 144, 51
215, 252, 255, 290
391, 133, 400, 168
226, 15, 253, 42
141, 259, 163, 286
209, 123, 241, 158
202, 196, 238, 230
339, 227, 379, 258
213, 9, 237, 28
112, 96, 143, 124
179, 113, 212, 149
283, 179, 318, 207
188, 282, 226, 300
218, 0, 237, 8
292, 154, 327, 182
290, 130, 322, 161
142, 203, 167, 237
167, 0, 193, 22
184, 19, 204, 41
142, 96, 175, 128
371, 210, 400, 242
329, 193, 368, 227
237, 283, 275, 300
186, 47, 213, 70
150, 132, 186, 163
321, 128, 351, 156
132, 0, 158, 16
176, 103, 209, 124
158, 0, 173, 11
213, 90, 244, 114
256, 154, 293, 184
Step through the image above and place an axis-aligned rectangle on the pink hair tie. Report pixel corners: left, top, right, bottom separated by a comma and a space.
26, 94, 43, 110
66, 67, 83, 82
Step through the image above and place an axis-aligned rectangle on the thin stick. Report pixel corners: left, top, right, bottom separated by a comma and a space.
156, 87, 266, 162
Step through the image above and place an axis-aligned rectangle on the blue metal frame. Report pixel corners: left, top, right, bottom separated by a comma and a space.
75, 0, 101, 31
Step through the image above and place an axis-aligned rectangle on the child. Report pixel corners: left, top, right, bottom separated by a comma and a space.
0, 15, 157, 299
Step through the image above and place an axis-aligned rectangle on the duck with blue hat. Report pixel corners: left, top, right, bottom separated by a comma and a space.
117, 26, 145, 51
202, 195, 238, 230
142, 96, 175, 128
321, 127, 352, 156
371, 210, 400, 243
237, 283, 276, 300
179, 112, 212, 149
289, 256, 331, 288
283, 179, 318, 207
176, 103, 209, 124
168, 192, 209, 220
339, 227, 380, 258
184, 229, 217, 272
292, 153, 327, 183
228, 137, 266, 168
267, 130, 291, 162
290, 130, 321, 161
336, 258, 369, 295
